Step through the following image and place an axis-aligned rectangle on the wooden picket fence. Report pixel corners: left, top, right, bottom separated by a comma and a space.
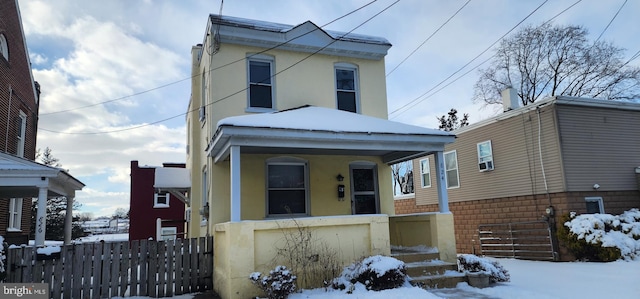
5, 237, 213, 299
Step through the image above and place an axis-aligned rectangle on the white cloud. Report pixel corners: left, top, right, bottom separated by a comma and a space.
29, 52, 48, 65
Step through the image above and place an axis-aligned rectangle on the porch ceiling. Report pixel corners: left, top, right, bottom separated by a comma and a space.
207, 106, 455, 164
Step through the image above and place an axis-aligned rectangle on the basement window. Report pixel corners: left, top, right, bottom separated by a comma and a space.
585, 197, 604, 214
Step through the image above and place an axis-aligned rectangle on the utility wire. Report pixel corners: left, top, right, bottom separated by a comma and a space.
39, 0, 400, 135
388, 0, 550, 118
595, 0, 627, 42
385, 0, 470, 77
40, 0, 379, 116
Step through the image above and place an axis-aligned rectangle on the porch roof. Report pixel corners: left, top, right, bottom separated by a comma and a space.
0, 152, 85, 198
207, 106, 455, 164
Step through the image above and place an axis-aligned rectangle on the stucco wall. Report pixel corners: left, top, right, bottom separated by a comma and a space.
213, 215, 390, 299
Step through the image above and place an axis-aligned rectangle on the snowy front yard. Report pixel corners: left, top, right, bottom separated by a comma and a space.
116, 257, 639, 299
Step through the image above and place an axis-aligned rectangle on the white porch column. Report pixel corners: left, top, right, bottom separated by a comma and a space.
230, 145, 241, 222
434, 151, 450, 213
64, 196, 74, 244
35, 186, 48, 246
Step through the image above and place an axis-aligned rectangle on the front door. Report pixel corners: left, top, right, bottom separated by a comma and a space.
350, 163, 379, 214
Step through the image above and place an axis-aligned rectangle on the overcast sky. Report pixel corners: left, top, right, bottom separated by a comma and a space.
16, 0, 640, 218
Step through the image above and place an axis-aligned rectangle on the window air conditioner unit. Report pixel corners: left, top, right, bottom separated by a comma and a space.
198, 106, 206, 122
479, 161, 494, 172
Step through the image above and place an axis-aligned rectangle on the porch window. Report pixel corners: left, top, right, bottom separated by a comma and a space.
247, 55, 274, 110
420, 158, 431, 188
585, 197, 604, 214
8, 198, 22, 231
266, 157, 308, 216
154, 192, 170, 208
477, 140, 494, 171
335, 63, 359, 113
444, 150, 459, 189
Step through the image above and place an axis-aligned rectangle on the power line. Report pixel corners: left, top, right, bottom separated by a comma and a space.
385, 0, 470, 77
39, 0, 400, 135
388, 0, 551, 118
40, 0, 379, 116
595, 0, 627, 42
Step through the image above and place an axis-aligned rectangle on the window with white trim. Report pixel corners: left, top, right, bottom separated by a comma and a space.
266, 157, 308, 216
199, 71, 207, 123
420, 158, 431, 188
247, 55, 274, 110
0, 34, 8, 61
335, 63, 359, 113
477, 140, 494, 171
585, 197, 604, 214
201, 166, 209, 224
444, 150, 460, 189
160, 227, 177, 241
154, 192, 170, 208
8, 198, 22, 231
16, 111, 26, 157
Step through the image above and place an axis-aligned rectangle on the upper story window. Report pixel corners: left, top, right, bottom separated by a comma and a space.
0, 34, 8, 61
8, 198, 22, 231
247, 55, 274, 111
477, 140, 494, 172
444, 150, 460, 189
335, 63, 359, 113
420, 158, 431, 188
199, 71, 207, 123
266, 157, 309, 217
154, 192, 170, 208
16, 111, 27, 157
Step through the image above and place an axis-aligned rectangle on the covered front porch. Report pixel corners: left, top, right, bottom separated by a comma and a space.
0, 152, 85, 245
206, 106, 456, 298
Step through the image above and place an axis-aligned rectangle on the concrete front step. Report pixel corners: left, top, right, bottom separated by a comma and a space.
405, 260, 458, 277
391, 251, 440, 263
409, 272, 468, 289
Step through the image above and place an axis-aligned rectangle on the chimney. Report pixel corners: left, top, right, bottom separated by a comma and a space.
501, 88, 519, 112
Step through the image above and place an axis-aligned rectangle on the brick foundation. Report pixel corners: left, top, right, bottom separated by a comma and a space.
394, 191, 640, 260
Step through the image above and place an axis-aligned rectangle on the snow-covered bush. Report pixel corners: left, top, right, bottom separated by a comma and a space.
560, 209, 640, 261
332, 255, 407, 292
249, 265, 297, 299
457, 254, 510, 283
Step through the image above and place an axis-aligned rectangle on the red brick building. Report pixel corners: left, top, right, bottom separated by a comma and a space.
129, 160, 186, 241
0, 0, 41, 245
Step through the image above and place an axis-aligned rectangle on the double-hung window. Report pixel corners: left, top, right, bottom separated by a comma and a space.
154, 192, 170, 208
266, 157, 308, 216
335, 63, 359, 113
248, 55, 274, 110
8, 198, 22, 231
16, 111, 26, 157
477, 140, 494, 171
420, 158, 431, 188
444, 150, 460, 189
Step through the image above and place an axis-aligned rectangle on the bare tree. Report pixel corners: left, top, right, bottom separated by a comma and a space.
391, 161, 414, 195
437, 108, 469, 132
474, 23, 640, 106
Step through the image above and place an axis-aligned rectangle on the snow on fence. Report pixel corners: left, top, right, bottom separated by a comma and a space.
5, 237, 213, 299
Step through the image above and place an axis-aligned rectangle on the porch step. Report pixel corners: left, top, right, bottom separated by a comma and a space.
392, 249, 467, 289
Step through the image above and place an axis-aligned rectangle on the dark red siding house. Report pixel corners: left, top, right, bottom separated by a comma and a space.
0, 0, 40, 245
129, 160, 186, 242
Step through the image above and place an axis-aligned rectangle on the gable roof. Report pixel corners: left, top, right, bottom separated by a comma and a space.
207, 15, 391, 60
208, 106, 455, 164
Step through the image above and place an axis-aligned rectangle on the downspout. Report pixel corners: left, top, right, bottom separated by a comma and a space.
5, 85, 12, 152
536, 107, 551, 206
537, 106, 559, 260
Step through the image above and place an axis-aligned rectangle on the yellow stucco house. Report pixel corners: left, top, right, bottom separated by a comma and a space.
182, 15, 457, 299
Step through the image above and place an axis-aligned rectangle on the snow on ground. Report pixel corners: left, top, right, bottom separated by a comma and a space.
74, 233, 129, 243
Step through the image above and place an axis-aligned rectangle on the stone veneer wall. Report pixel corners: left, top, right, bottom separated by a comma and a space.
394, 191, 639, 260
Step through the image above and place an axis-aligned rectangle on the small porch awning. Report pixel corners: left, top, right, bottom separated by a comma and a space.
206, 105, 455, 163
154, 167, 191, 206
0, 152, 85, 245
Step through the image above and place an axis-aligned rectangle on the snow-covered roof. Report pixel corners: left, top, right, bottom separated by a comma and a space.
209, 106, 455, 164
208, 15, 391, 60
154, 167, 191, 189
217, 106, 451, 136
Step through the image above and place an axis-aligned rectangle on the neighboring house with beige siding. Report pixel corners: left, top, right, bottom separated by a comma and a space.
396, 94, 640, 261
